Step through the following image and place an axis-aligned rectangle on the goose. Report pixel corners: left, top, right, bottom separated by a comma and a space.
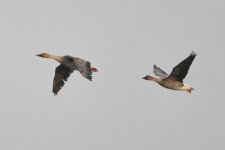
36, 53, 98, 95
142, 52, 196, 93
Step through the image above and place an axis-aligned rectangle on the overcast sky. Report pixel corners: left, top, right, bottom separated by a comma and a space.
0, 0, 225, 150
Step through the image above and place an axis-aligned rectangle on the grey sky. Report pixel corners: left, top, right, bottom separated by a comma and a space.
0, 0, 225, 150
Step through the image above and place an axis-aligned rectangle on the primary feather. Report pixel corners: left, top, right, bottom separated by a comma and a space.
168, 52, 196, 82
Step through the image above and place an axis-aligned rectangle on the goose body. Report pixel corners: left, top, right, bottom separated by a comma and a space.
36, 53, 98, 95
143, 52, 196, 93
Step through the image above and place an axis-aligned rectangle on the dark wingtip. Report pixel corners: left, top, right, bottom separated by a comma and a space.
53, 91, 57, 95
88, 77, 92, 81
86, 75, 92, 81
191, 51, 197, 56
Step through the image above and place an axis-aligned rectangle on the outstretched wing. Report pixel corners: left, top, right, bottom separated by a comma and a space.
53, 64, 73, 95
169, 52, 196, 82
74, 58, 93, 81
153, 65, 168, 79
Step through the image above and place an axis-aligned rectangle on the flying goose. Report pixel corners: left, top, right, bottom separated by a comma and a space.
142, 52, 196, 93
36, 53, 98, 95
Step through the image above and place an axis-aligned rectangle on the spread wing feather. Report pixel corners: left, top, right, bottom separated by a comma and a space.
53, 64, 73, 95
153, 65, 168, 79
74, 58, 92, 81
169, 52, 196, 82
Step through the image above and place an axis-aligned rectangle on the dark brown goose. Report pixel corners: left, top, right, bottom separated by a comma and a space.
143, 52, 196, 93
36, 53, 98, 95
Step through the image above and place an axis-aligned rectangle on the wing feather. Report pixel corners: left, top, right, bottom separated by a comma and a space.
169, 52, 196, 82
153, 65, 168, 79
74, 58, 93, 81
53, 64, 73, 95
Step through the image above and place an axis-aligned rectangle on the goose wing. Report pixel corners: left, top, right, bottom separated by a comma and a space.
153, 65, 168, 79
74, 58, 93, 81
53, 64, 73, 95
168, 52, 196, 82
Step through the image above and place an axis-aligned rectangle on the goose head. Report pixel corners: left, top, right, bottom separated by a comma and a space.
36, 53, 51, 58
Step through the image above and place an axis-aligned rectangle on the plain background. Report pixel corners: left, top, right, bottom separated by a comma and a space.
0, 0, 225, 150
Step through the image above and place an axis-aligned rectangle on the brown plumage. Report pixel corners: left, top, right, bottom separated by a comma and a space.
143, 52, 196, 93
36, 53, 98, 95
